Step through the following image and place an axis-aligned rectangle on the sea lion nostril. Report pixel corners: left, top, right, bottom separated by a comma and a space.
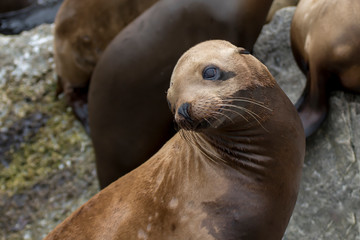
177, 102, 191, 121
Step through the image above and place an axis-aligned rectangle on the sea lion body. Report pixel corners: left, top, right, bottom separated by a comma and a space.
45, 40, 305, 239
0, 0, 33, 14
54, 0, 159, 129
291, 0, 360, 136
266, 0, 299, 22
89, 0, 274, 188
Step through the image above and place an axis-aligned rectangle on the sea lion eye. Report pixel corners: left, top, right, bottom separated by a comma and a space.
202, 66, 220, 80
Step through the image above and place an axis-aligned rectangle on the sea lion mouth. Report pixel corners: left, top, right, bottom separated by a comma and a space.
176, 102, 212, 131
176, 117, 194, 130
195, 120, 210, 130
177, 118, 210, 131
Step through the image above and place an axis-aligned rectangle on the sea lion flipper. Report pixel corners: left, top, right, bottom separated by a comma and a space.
69, 86, 90, 134
296, 63, 328, 137
55, 75, 64, 97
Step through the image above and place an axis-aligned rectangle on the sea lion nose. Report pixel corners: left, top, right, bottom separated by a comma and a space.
177, 102, 192, 121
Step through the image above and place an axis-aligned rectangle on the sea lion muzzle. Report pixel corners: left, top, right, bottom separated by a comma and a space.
176, 102, 195, 130
177, 102, 192, 121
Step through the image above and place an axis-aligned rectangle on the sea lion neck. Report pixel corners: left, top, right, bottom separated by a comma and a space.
177, 84, 303, 183
44, 40, 305, 240
182, 122, 276, 182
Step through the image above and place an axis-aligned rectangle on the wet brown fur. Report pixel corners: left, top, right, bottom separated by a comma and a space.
89, 0, 275, 188
291, 0, 360, 136
54, 0, 159, 92
53, 0, 159, 131
0, 0, 33, 13
45, 40, 305, 240
266, 0, 299, 22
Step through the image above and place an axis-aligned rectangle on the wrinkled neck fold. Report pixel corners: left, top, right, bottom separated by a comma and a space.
179, 124, 276, 183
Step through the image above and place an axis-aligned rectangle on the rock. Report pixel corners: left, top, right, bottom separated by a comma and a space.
0, 24, 98, 240
0, 0, 63, 35
254, 7, 305, 104
254, 7, 360, 240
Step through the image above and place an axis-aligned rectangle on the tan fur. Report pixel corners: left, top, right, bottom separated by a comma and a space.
89, 0, 275, 188
291, 0, 360, 136
45, 40, 304, 240
266, 0, 299, 22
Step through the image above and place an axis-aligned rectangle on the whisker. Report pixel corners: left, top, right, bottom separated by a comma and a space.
219, 103, 269, 132
220, 104, 261, 120
203, 116, 215, 128
190, 106, 216, 128
219, 108, 248, 122
225, 96, 266, 105
211, 110, 234, 123
188, 131, 227, 165
224, 97, 273, 112
195, 104, 234, 124
180, 129, 193, 143
193, 105, 229, 127
180, 130, 197, 149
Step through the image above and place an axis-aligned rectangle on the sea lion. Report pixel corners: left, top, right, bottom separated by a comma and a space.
266, 0, 299, 22
45, 40, 305, 240
54, 0, 159, 131
89, 0, 274, 188
0, 0, 33, 14
291, 0, 360, 137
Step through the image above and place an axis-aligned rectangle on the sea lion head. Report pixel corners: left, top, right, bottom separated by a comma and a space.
167, 40, 276, 131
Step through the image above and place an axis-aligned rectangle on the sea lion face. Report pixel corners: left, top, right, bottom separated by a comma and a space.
167, 40, 275, 131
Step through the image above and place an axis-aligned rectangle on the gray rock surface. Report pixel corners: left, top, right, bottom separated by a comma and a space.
0, 0, 63, 35
0, 7, 359, 240
254, 7, 360, 240
0, 25, 98, 240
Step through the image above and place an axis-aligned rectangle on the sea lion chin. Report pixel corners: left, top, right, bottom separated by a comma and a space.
45, 40, 305, 240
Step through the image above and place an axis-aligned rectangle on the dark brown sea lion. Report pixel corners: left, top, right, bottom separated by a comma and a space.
266, 0, 299, 22
89, 0, 274, 188
0, 0, 33, 14
45, 40, 305, 240
54, 0, 159, 131
291, 0, 360, 137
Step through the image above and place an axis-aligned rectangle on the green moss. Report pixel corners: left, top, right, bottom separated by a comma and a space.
0, 48, 93, 194
0, 24, 99, 240
0, 75, 92, 194
0, 106, 92, 194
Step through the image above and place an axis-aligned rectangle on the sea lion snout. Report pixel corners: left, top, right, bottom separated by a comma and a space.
177, 102, 192, 121
174, 101, 212, 131
175, 102, 195, 130
166, 40, 277, 132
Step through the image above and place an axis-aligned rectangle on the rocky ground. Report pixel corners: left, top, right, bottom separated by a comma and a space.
254, 8, 360, 240
0, 25, 98, 240
0, 0, 63, 35
0, 7, 359, 240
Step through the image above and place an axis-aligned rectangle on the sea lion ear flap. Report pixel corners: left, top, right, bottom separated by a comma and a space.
238, 48, 250, 55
